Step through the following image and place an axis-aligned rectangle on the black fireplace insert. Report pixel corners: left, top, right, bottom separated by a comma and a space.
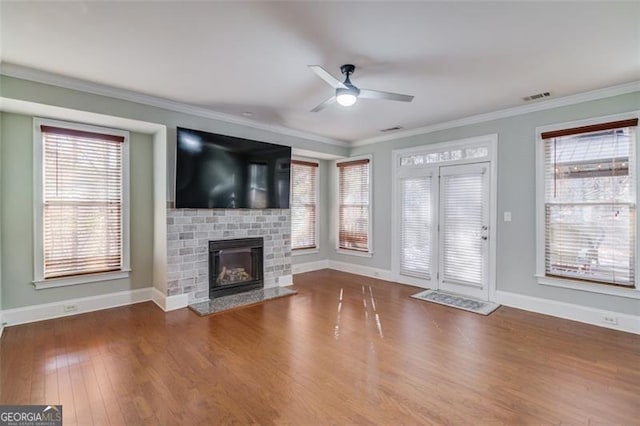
209, 238, 264, 298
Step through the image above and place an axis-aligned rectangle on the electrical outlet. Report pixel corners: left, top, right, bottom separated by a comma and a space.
602, 315, 618, 325
63, 304, 78, 313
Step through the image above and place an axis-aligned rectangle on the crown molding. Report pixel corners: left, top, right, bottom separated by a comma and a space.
352, 80, 640, 147
3, 63, 638, 149
0, 63, 349, 148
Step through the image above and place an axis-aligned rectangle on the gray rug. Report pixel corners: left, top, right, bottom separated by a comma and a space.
189, 287, 297, 316
411, 290, 500, 315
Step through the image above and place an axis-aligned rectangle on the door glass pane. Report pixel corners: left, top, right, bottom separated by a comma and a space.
441, 173, 484, 286
400, 176, 432, 279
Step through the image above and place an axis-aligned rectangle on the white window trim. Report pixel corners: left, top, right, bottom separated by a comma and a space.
292, 248, 320, 257
334, 154, 374, 257
33, 118, 131, 290
535, 111, 640, 299
291, 156, 320, 256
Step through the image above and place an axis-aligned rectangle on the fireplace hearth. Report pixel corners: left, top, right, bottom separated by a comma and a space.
209, 238, 264, 298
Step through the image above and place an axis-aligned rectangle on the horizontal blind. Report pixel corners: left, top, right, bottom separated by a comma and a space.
441, 173, 484, 287
291, 160, 318, 250
543, 123, 636, 286
42, 126, 124, 279
400, 176, 432, 279
337, 159, 370, 252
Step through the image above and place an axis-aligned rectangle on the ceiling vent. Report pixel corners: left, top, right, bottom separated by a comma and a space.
380, 126, 403, 133
523, 92, 551, 102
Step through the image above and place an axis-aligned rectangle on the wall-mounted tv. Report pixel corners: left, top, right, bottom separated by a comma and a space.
175, 127, 291, 209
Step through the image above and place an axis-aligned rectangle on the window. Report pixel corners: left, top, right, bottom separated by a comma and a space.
539, 117, 638, 288
337, 157, 371, 254
291, 160, 318, 251
400, 146, 488, 167
33, 118, 130, 288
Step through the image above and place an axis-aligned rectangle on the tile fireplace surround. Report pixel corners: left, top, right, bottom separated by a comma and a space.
166, 209, 291, 304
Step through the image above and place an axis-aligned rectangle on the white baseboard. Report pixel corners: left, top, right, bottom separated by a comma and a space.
293, 259, 396, 282
1, 287, 153, 327
152, 288, 189, 312
292, 260, 329, 274
327, 260, 394, 281
0, 311, 4, 339
496, 290, 640, 335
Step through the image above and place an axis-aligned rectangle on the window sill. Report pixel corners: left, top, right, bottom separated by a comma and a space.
336, 248, 373, 258
535, 274, 640, 300
292, 248, 320, 256
33, 270, 131, 290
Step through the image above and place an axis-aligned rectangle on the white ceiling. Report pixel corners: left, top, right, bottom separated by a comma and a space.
2, 1, 639, 143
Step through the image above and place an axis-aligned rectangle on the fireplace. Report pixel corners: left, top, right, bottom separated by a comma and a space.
209, 238, 264, 298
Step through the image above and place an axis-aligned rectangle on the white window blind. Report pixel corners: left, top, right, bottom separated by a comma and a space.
441, 173, 484, 286
291, 160, 318, 250
42, 125, 124, 279
337, 159, 370, 252
400, 176, 432, 279
542, 119, 638, 287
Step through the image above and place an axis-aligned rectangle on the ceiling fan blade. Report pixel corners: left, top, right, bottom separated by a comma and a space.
308, 65, 347, 89
310, 96, 336, 112
359, 89, 414, 102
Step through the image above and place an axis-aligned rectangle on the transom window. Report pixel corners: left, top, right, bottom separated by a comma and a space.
540, 117, 638, 288
400, 146, 488, 167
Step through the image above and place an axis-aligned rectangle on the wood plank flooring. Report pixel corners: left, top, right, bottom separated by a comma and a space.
1, 269, 639, 424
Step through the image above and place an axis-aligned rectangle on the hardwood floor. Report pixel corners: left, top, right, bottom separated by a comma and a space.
1, 269, 639, 424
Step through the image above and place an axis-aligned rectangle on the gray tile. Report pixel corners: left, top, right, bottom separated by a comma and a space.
188, 287, 297, 316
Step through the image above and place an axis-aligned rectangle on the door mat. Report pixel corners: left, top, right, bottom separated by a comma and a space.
189, 287, 297, 316
411, 290, 500, 315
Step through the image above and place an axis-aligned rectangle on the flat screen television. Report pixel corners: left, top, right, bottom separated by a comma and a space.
175, 127, 291, 209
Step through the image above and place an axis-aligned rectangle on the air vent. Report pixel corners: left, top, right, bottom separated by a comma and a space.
523, 92, 551, 102
380, 126, 403, 133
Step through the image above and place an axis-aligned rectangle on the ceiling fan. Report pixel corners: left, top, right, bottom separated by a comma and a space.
308, 64, 414, 112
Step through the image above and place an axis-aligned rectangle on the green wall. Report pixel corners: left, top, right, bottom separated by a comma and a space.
0, 112, 3, 315
330, 92, 640, 316
1, 112, 154, 309
0, 75, 347, 311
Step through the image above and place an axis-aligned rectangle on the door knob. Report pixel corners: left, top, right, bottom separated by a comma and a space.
481, 225, 488, 240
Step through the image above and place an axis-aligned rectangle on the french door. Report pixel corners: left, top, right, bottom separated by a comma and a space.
397, 161, 491, 301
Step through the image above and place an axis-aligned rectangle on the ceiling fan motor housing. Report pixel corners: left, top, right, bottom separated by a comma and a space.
340, 64, 356, 76
338, 64, 359, 98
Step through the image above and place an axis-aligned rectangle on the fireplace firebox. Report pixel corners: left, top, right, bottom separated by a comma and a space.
209, 238, 264, 298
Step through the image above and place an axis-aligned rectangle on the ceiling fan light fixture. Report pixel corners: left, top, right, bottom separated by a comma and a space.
336, 87, 359, 107
336, 93, 357, 107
